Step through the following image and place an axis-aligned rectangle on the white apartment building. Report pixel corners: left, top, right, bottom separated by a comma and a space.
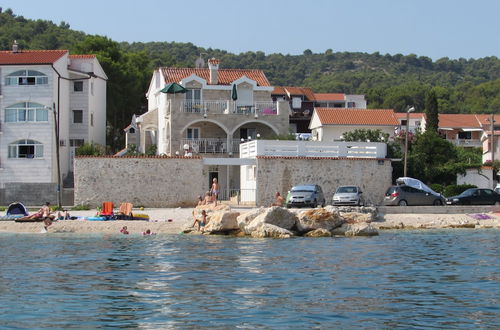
0, 44, 107, 204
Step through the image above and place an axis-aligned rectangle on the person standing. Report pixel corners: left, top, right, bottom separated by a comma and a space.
210, 178, 220, 206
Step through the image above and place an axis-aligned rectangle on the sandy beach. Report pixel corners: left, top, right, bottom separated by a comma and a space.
1, 206, 499, 234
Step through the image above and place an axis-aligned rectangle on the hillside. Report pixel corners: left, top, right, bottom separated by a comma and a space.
1, 7, 499, 151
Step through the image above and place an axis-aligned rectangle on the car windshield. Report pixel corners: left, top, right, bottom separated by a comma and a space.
291, 185, 315, 192
458, 189, 475, 197
385, 187, 397, 196
336, 186, 357, 193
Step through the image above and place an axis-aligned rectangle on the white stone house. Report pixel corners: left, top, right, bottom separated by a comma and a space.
394, 112, 425, 134
309, 108, 399, 142
0, 45, 107, 204
131, 58, 290, 195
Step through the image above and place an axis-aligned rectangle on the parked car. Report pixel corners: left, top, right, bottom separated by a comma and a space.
383, 185, 445, 206
446, 188, 500, 205
495, 184, 500, 194
285, 184, 325, 208
332, 186, 364, 206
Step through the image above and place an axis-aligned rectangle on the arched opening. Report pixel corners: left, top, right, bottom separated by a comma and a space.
179, 120, 229, 154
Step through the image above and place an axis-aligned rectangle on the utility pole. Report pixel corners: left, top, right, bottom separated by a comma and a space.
488, 114, 496, 188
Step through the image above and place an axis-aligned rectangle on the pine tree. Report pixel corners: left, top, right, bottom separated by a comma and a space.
425, 89, 439, 132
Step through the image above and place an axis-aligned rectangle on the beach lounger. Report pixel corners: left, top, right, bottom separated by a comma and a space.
116, 202, 133, 220
99, 202, 114, 218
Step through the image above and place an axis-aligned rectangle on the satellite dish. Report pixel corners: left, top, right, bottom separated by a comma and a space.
195, 56, 205, 68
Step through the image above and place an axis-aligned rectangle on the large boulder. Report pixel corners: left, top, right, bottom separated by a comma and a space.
331, 223, 379, 237
296, 208, 344, 233
340, 212, 375, 224
243, 207, 298, 235
250, 223, 294, 238
204, 211, 240, 233
237, 207, 267, 231
193, 204, 231, 217
304, 228, 332, 237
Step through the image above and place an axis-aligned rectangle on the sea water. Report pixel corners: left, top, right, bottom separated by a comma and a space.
0, 230, 498, 328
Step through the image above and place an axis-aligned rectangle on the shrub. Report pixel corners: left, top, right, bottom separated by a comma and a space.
443, 184, 477, 197
76, 143, 106, 156
428, 183, 444, 195
72, 204, 91, 210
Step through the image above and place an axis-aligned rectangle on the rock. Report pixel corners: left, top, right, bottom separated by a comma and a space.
193, 204, 231, 217
204, 211, 240, 233
237, 207, 267, 231
340, 212, 375, 224
304, 228, 332, 237
331, 223, 379, 236
243, 207, 298, 234
250, 223, 294, 238
296, 208, 344, 232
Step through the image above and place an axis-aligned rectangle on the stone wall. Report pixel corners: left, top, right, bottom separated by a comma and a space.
74, 156, 204, 207
255, 157, 392, 206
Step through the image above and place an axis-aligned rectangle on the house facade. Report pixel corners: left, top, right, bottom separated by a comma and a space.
309, 108, 398, 142
0, 44, 107, 204
132, 58, 290, 194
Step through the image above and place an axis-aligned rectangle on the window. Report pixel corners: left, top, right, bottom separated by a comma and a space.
187, 128, 200, 139
8, 139, 44, 159
70, 139, 85, 147
4, 102, 48, 123
347, 101, 356, 108
5, 70, 48, 86
401, 120, 408, 126
129, 127, 135, 134
73, 110, 83, 124
292, 97, 302, 109
74, 81, 83, 92
458, 131, 472, 139
90, 113, 94, 127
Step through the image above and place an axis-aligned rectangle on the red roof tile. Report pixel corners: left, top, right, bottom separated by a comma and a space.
394, 112, 426, 119
315, 108, 398, 126
272, 86, 316, 101
161, 67, 271, 86
69, 54, 96, 59
438, 114, 482, 128
0, 50, 68, 65
314, 93, 345, 101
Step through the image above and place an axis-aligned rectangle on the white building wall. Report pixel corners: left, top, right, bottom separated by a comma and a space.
318, 125, 395, 142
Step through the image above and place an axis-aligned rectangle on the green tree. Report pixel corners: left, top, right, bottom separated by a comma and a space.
425, 89, 439, 132
342, 129, 389, 142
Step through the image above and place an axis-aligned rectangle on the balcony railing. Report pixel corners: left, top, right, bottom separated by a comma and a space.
181, 138, 242, 154
450, 139, 482, 147
179, 100, 277, 115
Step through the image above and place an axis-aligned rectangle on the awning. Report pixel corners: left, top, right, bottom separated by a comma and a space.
461, 128, 483, 132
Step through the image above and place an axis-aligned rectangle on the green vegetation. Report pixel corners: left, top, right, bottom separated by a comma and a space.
72, 204, 91, 210
1, 8, 499, 153
342, 129, 389, 142
76, 142, 106, 156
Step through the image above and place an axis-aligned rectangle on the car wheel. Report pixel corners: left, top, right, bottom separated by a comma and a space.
398, 200, 408, 206
433, 199, 443, 206
312, 199, 318, 208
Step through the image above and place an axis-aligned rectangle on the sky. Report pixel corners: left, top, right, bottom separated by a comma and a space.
2, 0, 500, 60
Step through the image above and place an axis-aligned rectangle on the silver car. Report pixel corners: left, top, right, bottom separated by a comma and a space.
285, 184, 325, 208
332, 186, 364, 206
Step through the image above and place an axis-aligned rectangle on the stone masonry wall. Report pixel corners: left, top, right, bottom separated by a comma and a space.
74, 156, 204, 207
256, 157, 392, 206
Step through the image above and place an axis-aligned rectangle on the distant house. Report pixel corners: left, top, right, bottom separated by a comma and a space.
271, 87, 367, 133
0, 43, 107, 204
434, 114, 491, 148
309, 108, 398, 141
394, 112, 425, 134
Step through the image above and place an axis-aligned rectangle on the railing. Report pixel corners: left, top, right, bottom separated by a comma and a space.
179, 100, 278, 115
216, 189, 256, 204
451, 139, 482, 147
181, 138, 241, 154
240, 140, 387, 159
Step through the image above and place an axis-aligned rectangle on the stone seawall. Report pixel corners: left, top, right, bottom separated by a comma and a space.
74, 156, 204, 207
255, 157, 392, 206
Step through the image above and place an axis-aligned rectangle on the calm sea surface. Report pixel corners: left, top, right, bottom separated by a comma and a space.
0, 230, 498, 329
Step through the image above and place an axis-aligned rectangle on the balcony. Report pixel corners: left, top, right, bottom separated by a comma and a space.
449, 138, 482, 147
180, 138, 242, 154
240, 140, 388, 159
179, 100, 278, 116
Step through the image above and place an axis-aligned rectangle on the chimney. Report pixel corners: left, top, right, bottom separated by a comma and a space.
12, 40, 18, 53
208, 58, 220, 85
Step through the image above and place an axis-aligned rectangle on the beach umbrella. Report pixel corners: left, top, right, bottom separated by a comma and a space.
160, 82, 187, 94
231, 84, 238, 101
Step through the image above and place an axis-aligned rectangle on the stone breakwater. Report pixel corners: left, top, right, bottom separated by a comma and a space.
186, 205, 380, 238
186, 205, 500, 238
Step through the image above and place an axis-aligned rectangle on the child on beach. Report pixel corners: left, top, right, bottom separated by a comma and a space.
210, 178, 220, 206
191, 210, 208, 232
120, 226, 129, 235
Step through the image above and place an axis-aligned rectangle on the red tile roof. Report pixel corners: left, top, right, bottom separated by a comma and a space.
438, 114, 483, 128
314, 93, 345, 101
272, 86, 316, 101
161, 67, 271, 86
315, 108, 398, 126
394, 112, 426, 119
0, 50, 68, 65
